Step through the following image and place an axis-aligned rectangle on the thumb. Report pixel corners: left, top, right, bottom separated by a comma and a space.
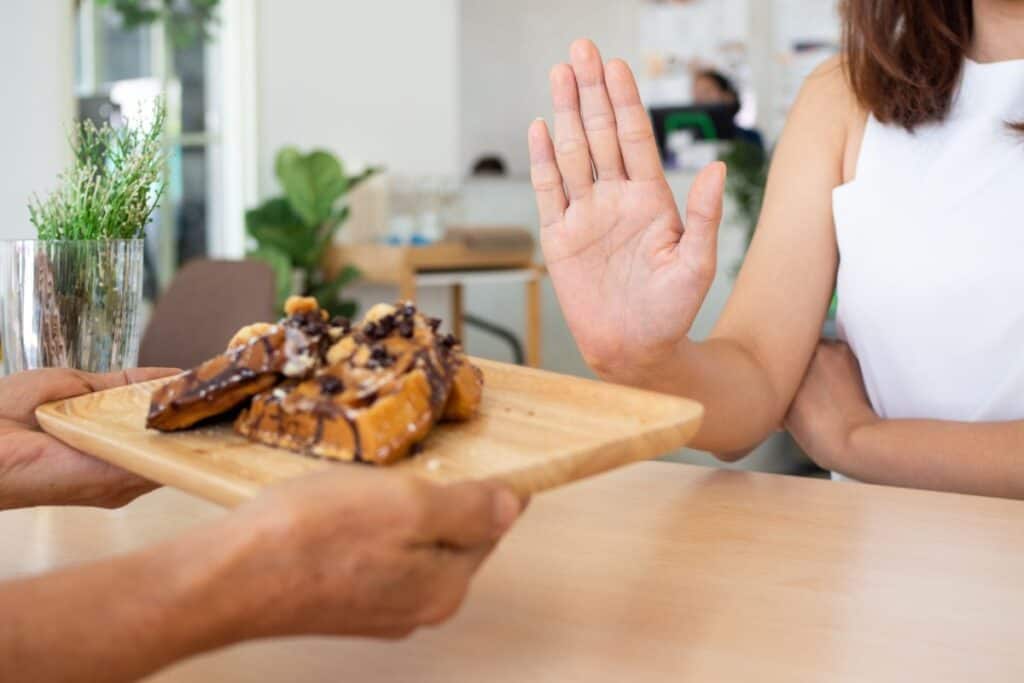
419, 480, 524, 549
2, 367, 179, 427
678, 161, 726, 274
84, 367, 181, 392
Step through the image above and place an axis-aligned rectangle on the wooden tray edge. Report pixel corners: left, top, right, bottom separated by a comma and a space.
36, 399, 260, 508
35, 361, 706, 507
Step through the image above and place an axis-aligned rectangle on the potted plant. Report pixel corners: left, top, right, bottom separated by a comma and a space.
93, 0, 221, 49
246, 147, 377, 318
0, 102, 166, 374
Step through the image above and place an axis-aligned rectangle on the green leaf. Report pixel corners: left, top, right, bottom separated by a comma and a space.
332, 299, 359, 319
275, 148, 348, 227
245, 198, 318, 266
308, 265, 360, 318
248, 245, 294, 310
346, 166, 382, 193
309, 205, 350, 266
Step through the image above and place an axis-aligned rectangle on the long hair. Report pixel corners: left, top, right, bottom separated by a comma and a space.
842, 0, 1024, 133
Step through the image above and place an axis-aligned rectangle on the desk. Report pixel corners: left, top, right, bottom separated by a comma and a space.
3, 463, 1022, 681
325, 242, 545, 367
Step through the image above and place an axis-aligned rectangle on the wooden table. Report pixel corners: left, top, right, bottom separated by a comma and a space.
2, 463, 1022, 682
324, 242, 545, 367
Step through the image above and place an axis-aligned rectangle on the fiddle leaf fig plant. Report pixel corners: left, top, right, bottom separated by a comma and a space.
246, 147, 377, 317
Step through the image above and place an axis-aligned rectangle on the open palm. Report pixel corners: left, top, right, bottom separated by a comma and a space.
529, 40, 725, 378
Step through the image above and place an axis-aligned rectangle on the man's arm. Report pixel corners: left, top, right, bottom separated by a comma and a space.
0, 522, 241, 682
0, 469, 523, 682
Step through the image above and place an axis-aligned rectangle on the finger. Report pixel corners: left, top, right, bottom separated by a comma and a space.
418, 480, 523, 549
569, 39, 624, 180
84, 367, 181, 392
5, 431, 158, 508
605, 59, 663, 181
449, 540, 499, 579
414, 542, 498, 627
0, 367, 176, 427
528, 118, 568, 230
550, 63, 594, 199
678, 162, 726, 277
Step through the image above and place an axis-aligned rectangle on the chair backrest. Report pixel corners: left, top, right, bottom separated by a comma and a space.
138, 259, 278, 369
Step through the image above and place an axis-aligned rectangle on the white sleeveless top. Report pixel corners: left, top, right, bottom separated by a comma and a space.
832, 59, 1024, 425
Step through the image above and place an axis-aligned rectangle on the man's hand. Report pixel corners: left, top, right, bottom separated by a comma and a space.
1, 468, 525, 683
205, 468, 524, 641
0, 367, 178, 510
784, 341, 879, 471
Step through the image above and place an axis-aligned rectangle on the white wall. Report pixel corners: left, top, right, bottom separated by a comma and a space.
254, 0, 461, 195
0, 2, 74, 241
459, 0, 641, 178
459, 0, 842, 174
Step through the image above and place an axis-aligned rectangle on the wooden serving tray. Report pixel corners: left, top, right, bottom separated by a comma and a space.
35, 359, 703, 507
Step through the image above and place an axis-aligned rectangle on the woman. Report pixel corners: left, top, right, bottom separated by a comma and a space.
528, 0, 1024, 498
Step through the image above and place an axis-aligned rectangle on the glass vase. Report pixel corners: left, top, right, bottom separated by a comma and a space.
0, 239, 144, 374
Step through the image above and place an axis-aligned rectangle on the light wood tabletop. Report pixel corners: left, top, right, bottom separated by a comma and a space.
2, 462, 1022, 682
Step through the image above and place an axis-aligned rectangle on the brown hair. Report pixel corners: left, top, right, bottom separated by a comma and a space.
842, 0, 1024, 133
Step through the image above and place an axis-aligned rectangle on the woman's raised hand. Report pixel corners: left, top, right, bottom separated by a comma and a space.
529, 39, 726, 382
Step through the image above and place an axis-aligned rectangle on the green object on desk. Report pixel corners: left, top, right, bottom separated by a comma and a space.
665, 111, 719, 141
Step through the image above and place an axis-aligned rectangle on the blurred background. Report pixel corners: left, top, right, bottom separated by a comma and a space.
1, 0, 841, 475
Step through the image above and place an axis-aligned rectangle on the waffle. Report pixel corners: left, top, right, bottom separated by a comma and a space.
146, 297, 341, 431
147, 298, 483, 466
235, 302, 480, 463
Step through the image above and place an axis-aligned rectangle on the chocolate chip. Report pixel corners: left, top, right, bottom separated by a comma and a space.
363, 321, 378, 339
369, 345, 394, 368
289, 312, 327, 337
428, 317, 442, 332
398, 319, 414, 338
331, 316, 351, 332
318, 375, 344, 395
441, 334, 458, 349
377, 315, 396, 337
401, 303, 416, 317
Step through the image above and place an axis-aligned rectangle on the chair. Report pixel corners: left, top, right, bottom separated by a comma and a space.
138, 259, 277, 369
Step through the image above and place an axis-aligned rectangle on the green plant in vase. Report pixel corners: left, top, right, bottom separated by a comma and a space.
29, 104, 167, 240
246, 148, 378, 318
0, 102, 167, 373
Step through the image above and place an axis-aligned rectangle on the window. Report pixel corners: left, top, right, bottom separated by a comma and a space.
74, 0, 232, 296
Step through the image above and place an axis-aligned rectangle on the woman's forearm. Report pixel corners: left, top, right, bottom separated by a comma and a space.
843, 419, 1024, 499
0, 521, 245, 683
611, 336, 785, 456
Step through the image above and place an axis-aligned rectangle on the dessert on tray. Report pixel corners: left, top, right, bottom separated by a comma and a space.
147, 297, 483, 464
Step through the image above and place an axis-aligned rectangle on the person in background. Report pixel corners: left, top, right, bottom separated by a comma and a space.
471, 154, 508, 176
691, 68, 765, 151
528, 0, 1024, 499
0, 368, 523, 682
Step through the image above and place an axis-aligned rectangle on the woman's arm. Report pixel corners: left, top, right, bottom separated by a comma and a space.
530, 41, 859, 456
850, 419, 1024, 499
786, 341, 1024, 499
